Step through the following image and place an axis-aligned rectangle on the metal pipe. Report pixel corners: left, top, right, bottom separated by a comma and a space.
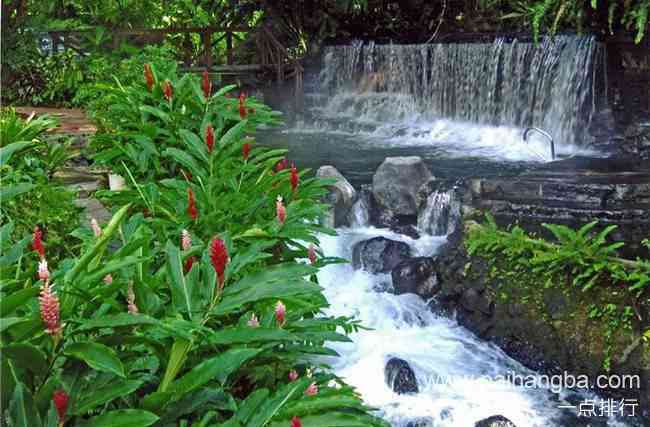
523, 127, 555, 161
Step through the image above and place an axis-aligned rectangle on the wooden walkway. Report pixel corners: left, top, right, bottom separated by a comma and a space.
15, 107, 97, 135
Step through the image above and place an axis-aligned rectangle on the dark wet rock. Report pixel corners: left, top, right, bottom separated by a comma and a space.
385, 357, 418, 394
316, 165, 356, 227
405, 418, 433, 427
621, 121, 650, 160
474, 415, 516, 427
389, 224, 420, 239
391, 257, 439, 299
372, 156, 432, 217
352, 237, 411, 273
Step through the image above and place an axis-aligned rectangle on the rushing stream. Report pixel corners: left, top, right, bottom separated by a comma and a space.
316, 222, 636, 427
260, 35, 637, 426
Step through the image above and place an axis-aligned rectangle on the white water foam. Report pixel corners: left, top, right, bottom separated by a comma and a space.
316, 227, 634, 426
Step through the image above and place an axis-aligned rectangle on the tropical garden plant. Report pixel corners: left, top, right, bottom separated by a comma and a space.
0, 66, 389, 426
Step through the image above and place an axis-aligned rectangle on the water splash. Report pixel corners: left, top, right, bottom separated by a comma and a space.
417, 188, 461, 236
318, 36, 601, 148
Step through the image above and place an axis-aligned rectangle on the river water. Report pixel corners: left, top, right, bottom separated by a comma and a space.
259, 36, 638, 426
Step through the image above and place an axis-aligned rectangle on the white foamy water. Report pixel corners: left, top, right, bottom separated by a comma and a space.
316, 227, 634, 427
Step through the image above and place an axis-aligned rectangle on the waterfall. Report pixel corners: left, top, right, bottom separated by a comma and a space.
316, 36, 602, 147
348, 197, 370, 228
418, 188, 461, 236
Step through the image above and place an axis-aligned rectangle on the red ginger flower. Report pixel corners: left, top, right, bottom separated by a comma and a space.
183, 256, 196, 273
291, 416, 302, 427
163, 80, 173, 101
275, 158, 288, 172
39, 282, 61, 336
290, 163, 299, 192
242, 142, 251, 161
276, 196, 286, 225
53, 390, 69, 424
210, 237, 228, 288
202, 69, 211, 99
33, 226, 45, 259
187, 188, 198, 220
239, 92, 247, 119
275, 300, 286, 326
206, 124, 214, 153
308, 244, 317, 265
144, 64, 154, 92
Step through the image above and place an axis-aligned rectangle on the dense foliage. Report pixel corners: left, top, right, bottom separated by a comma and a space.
2, 0, 648, 107
466, 215, 650, 369
0, 66, 389, 426
0, 109, 82, 262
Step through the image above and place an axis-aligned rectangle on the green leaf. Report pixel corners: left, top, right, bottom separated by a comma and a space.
165, 241, 194, 317
64, 342, 125, 378
8, 382, 42, 427
0, 286, 40, 317
179, 129, 209, 163
65, 204, 132, 284
163, 148, 206, 178
74, 313, 160, 332
0, 141, 32, 166
214, 280, 321, 314
0, 317, 27, 333
0, 183, 36, 201
207, 327, 298, 345
2, 343, 49, 376
83, 409, 158, 427
219, 120, 247, 146
73, 379, 142, 414
170, 347, 260, 392
139, 105, 170, 123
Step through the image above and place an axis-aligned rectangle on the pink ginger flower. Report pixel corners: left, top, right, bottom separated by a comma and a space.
247, 313, 260, 327
275, 300, 286, 326
288, 370, 299, 382
275, 158, 288, 172
91, 218, 102, 237
308, 244, 317, 265
181, 229, 192, 251
103, 274, 113, 285
39, 282, 61, 336
276, 196, 286, 225
53, 389, 69, 424
210, 237, 229, 289
127, 283, 138, 314
33, 226, 45, 259
291, 416, 302, 427
38, 259, 50, 281
304, 382, 318, 396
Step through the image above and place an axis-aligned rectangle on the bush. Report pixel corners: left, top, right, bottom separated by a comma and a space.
1, 70, 388, 426
0, 109, 82, 262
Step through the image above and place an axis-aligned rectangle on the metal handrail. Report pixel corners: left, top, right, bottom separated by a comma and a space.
523, 127, 555, 161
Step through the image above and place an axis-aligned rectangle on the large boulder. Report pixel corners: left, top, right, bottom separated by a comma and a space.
474, 415, 516, 427
384, 357, 418, 394
352, 237, 411, 273
391, 257, 440, 299
372, 157, 432, 218
316, 166, 356, 227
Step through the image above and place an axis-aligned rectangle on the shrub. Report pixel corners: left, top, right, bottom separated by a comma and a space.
1, 70, 388, 426
0, 109, 82, 262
